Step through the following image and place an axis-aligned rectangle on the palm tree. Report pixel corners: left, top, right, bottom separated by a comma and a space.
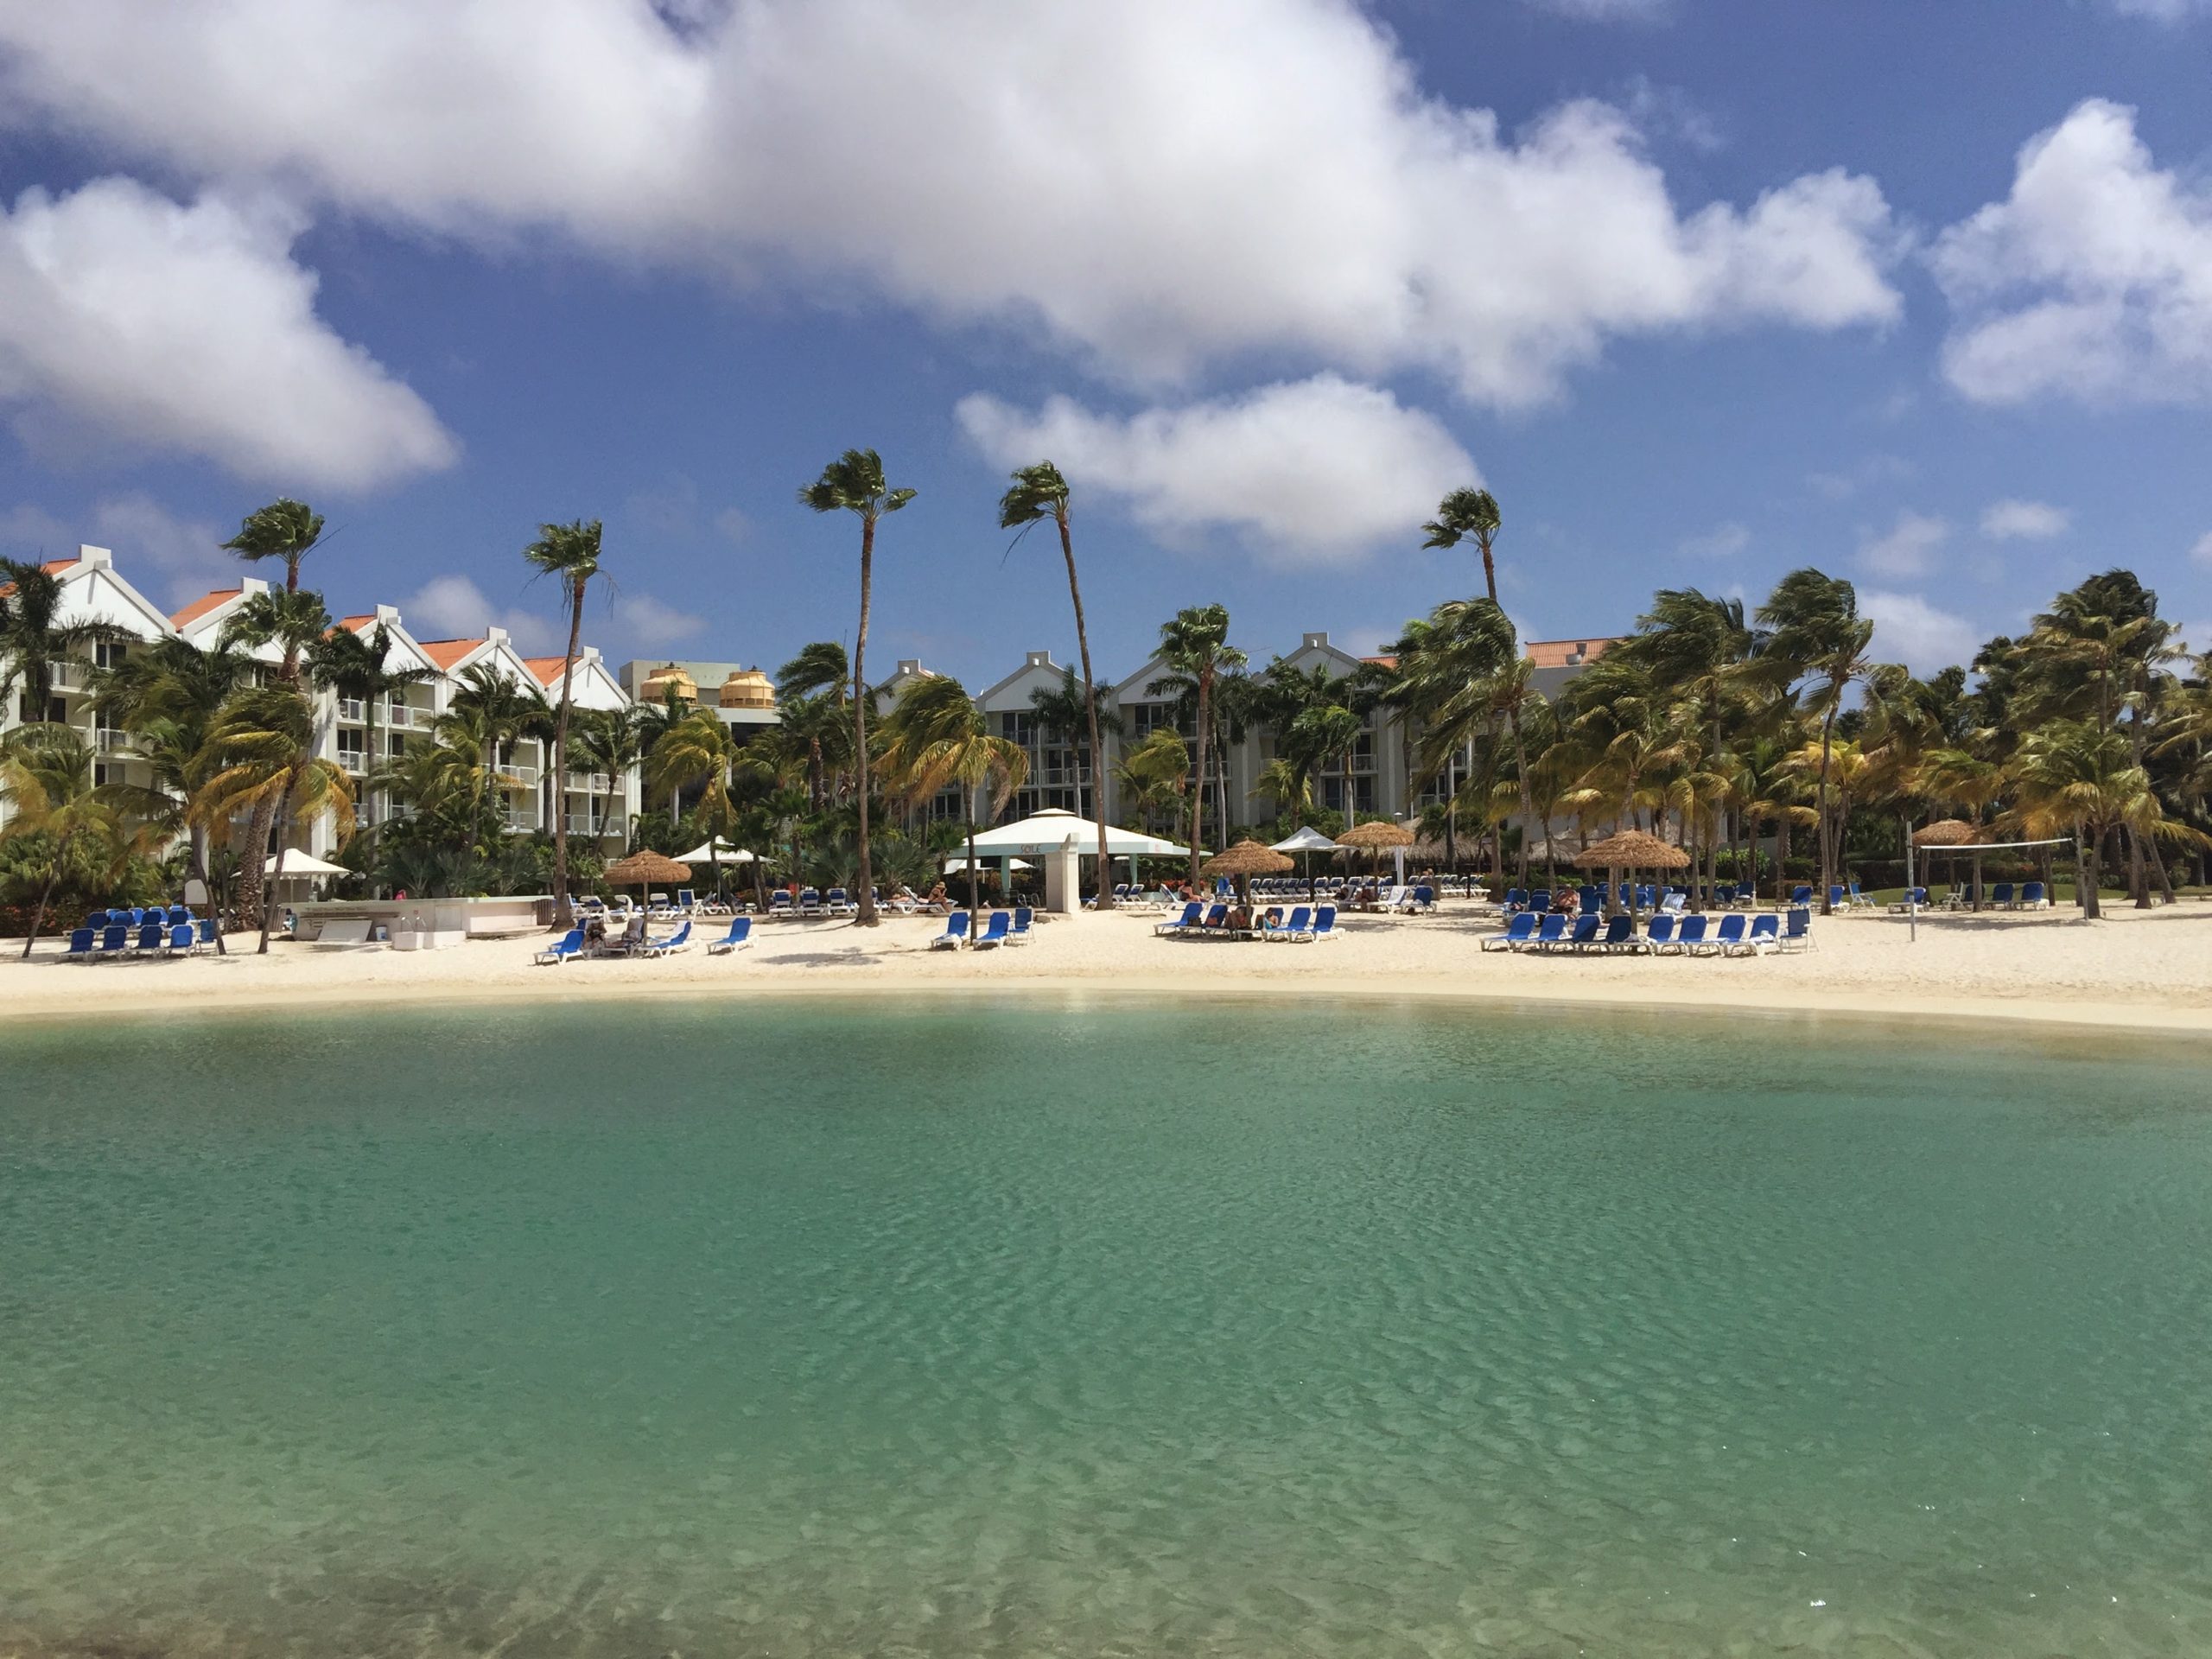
2008, 719, 2158, 919
775, 642, 852, 809
876, 674, 1027, 917
1421, 487, 1503, 601
0, 723, 152, 956
648, 709, 742, 899
192, 683, 355, 951
1117, 727, 1192, 837
1, 556, 124, 720
521, 518, 605, 926
798, 448, 915, 925
573, 705, 643, 848
443, 662, 550, 817
1153, 604, 1244, 880
997, 461, 1116, 910
1289, 702, 1364, 838
1758, 569, 1878, 915
1250, 755, 1313, 830
307, 621, 432, 850
219, 499, 323, 932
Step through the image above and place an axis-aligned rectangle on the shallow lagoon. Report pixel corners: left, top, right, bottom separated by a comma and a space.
3, 996, 2209, 1656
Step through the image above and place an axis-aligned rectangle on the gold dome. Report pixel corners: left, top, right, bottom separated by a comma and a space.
640, 663, 697, 703
718, 668, 776, 711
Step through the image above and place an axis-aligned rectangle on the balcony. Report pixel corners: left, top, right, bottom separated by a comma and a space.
501, 809, 538, 832
494, 763, 541, 789
337, 750, 367, 776
563, 813, 613, 835
335, 697, 365, 722
47, 660, 89, 693
563, 771, 614, 792
94, 726, 130, 755
385, 702, 430, 729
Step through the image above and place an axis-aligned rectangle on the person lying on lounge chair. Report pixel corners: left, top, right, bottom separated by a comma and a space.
583, 915, 608, 952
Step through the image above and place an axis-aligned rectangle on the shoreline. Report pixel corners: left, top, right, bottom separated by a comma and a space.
5, 904, 2211, 1039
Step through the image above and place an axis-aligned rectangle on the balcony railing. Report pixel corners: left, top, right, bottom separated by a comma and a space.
338, 751, 367, 776
563, 771, 614, 792
48, 661, 88, 692
94, 727, 130, 754
563, 814, 613, 835
494, 763, 541, 789
385, 702, 429, 729
335, 697, 365, 722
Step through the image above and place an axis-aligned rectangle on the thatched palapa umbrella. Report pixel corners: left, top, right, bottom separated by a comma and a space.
1204, 838, 1294, 904
603, 850, 690, 937
1913, 817, 1985, 909
1574, 829, 1689, 921
1337, 819, 1415, 891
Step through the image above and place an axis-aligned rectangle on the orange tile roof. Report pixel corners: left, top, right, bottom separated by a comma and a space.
521, 654, 583, 686
169, 586, 244, 628
1523, 637, 1619, 670
0, 556, 79, 599
417, 638, 485, 671
338, 613, 378, 632
1362, 654, 1399, 669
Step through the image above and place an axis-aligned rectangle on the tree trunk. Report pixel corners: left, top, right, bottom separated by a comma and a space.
1055, 514, 1114, 912
20, 865, 60, 957
966, 818, 981, 918
235, 792, 275, 934
1188, 673, 1210, 882
850, 517, 879, 925
2077, 819, 2101, 919
1816, 702, 1839, 915
259, 781, 297, 954
550, 588, 583, 928
1775, 812, 1792, 906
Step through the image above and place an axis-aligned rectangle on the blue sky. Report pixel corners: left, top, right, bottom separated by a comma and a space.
2, 0, 2209, 684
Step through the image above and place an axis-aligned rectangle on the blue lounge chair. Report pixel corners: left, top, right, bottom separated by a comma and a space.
1789, 885, 1813, 907
1697, 914, 1747, 957
1577, 886, 1602, 914
1991, 881, 2015, 908
1594, 913, 1637, 952
1827, 884, 1847, 911
1889, 887, 1929, 912
1311, 905, 1338, 940
643, 919, 691, 957
798, 887, 823, 917
133, 920, 166, 953
826, 887, 858, 916
1527, 913, 1567, 950
1779, 908, 1814, 951
1007, 906, 1034, 944
931, 911, 971, 949
1846, 880, 1874, 910
1503, 887, 1529, 913
2020, 880, 2049, 909
676, 888, 696, 912
164, 921, 199, 957
1747, 913, 1780, 952
1154, 901, 1203, 937
63, 926, 98, 962
1671, 914, 1709, 955
1192, 903, 1231, 937
768, 891, 795, 917
1272, 905, 1315, 942
1480, 912, 1536, 952
1529, 889, 1553, 913
1558, 914, 1602, 952
535, 928, 586, 965
707, 917, 753, 954
971, 910, 1012, 949
96, 922, 129, 958
1643, 913, 1677, 953
194, 918, 218, 949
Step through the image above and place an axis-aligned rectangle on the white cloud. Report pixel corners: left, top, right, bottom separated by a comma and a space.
1980, 499, 2071, 541
957, 374, 1477, 569
2182, 619, 2212, 655
0, 503, 72, 552
712, 506, 751, 545
1860, 589, 1979, 672
2102, 0, 2211, 18
1524, 0, 1673, 20
85, 493, 236, 606
400, 574, 558, 654
2190, 531, 2212, 566
0, 178, 457, 488
1933, 100, 2212, 405
0, 1, 1902, 409
1858, 511, 1949, 579
1807, 454, 1912, 500
611, 592, 705, 646
1679, 522, 1750, 559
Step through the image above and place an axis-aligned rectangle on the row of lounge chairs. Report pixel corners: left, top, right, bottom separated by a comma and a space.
928, 907, 1034, 949
63, 914, 213, 961
1481, 909, 1815, 956
535, 918, 705, 963
1153, 902, 1338, 942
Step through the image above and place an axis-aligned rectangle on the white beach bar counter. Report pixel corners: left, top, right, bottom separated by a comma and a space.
292, 896, 552, 949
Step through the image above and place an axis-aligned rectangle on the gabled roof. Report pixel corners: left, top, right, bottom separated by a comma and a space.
417, 638, 485, 671
170, 586, 244, 629
339, 613, 378, 632
0, 556, 82, 599
520, 655, 573, 686
1524, 638, 1619, 670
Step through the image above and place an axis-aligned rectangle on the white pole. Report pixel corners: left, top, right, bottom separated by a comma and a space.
1906, 837, 1916, 944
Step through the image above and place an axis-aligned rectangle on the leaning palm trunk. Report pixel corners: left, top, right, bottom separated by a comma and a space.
852, 519, 878, 925
1188, 674, 1211, 881
1053, 515, 1115, 912
2076, 817, 2101, 919
235, 793, 275, 932
259, 774, 302, 955
550, 591, 583, 927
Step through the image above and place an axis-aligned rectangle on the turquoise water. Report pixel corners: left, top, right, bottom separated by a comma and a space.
3, 998, 2210, 1657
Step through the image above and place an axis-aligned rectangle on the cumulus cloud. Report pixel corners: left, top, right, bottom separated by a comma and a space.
400, 575, 559, 654
1860, 589, 1979, 672
611, 592, 705, 646
2102, 0, 2211, 17
0, 0, 1903, 408
1980, 499, 2071, 540
1679, 522, 1750, 559
1933, 100, 2212, 405
1524, 0, 1673, 20
2191, 531, 2212, 566
957, 375, 1477, 568
0, 178, 457, 488
1858, 511, 1950, 579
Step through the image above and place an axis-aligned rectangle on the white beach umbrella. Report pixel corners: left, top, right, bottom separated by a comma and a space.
966, 808, 1191, 858
673, 838, 754, 863
1270, 824, 1338, 894
264, 851, 351, 878
944, 856, 1033, 871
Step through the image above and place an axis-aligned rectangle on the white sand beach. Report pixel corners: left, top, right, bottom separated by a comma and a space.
6, 899, 2210, 1035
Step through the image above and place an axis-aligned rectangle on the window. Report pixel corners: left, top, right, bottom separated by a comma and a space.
92, 761, 116, 787
95, 640, 128, 670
